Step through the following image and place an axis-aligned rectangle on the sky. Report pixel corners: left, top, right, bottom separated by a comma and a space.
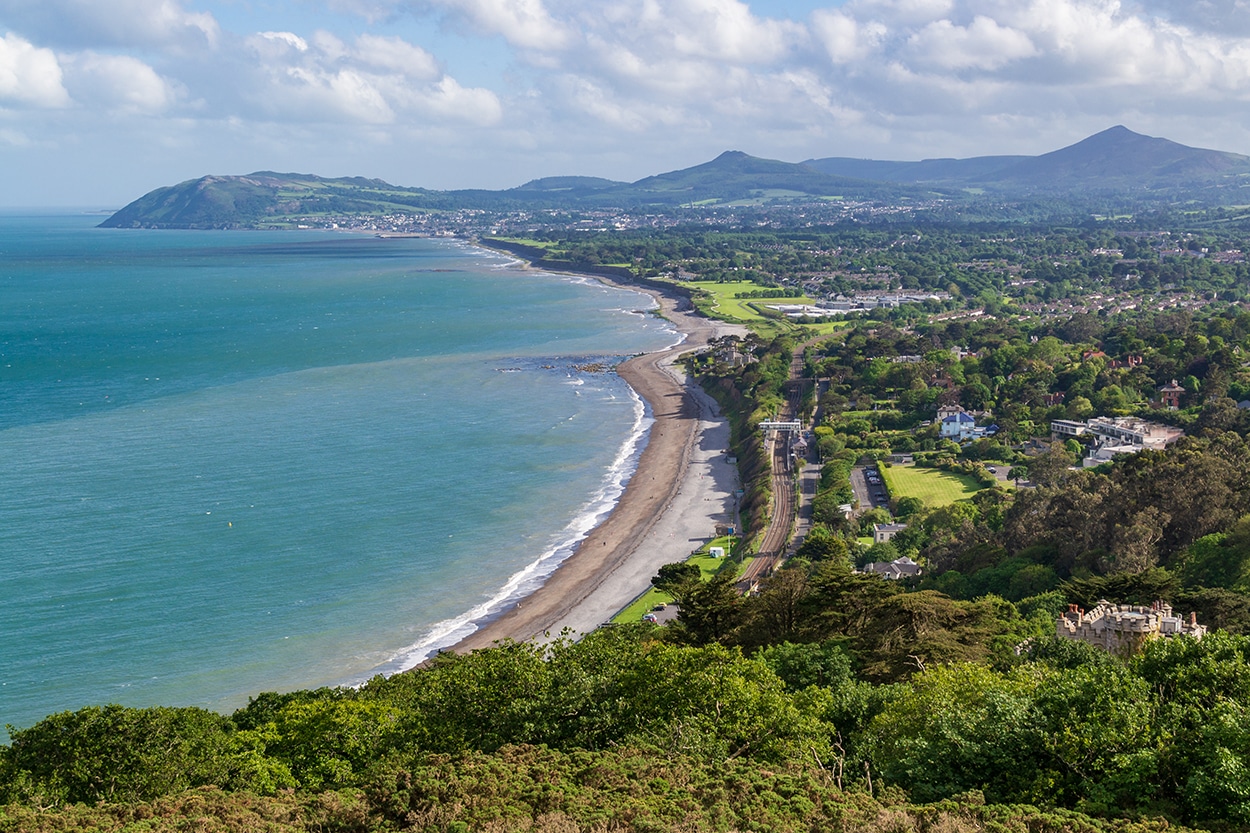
4, 0, 1250, 206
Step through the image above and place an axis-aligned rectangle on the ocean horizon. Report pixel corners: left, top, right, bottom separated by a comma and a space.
0, 214, 676, 732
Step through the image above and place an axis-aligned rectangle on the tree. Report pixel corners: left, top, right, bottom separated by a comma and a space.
651, 561, 702, 604
741, 567, 811, 645
756, 640, 854, 690
675, 570, 744, 645
894, 495, 925, 519
795, 524, 849, 563
1028, 443, 1076, 487
2, 705, 237, 807
1030, 662, 1159, 813
861, 540, 900, 567
264, 699, 400, 791
866, 663, 1040, 803
1065, 395, 1094, 419
1060, 567, 1180, 608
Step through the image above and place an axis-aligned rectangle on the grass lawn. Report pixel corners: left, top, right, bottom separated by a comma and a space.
879, 464, 985, 508
687, 280, 811, 324
611, 537, 742, 624
801, 321, 854, 336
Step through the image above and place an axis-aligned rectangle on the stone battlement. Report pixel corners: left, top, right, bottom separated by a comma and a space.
1057, 599, 1206, 656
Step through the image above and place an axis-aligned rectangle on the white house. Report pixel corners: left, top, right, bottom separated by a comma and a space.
939, 411, 977, 441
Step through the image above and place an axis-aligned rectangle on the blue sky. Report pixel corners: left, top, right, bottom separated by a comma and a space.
3, 0, 1250, 206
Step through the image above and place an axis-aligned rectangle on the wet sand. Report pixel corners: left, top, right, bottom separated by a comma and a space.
447, 272, 745, 653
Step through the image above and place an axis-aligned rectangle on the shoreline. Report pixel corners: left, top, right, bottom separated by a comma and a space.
444, 254, 746, 654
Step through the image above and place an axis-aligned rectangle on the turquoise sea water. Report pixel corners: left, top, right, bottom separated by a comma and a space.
0, 214, 675, 732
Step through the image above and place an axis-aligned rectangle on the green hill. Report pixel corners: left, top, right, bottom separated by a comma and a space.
100, 172, 453, 229
805, 126, 1250, 198
101, 127, 1250, 229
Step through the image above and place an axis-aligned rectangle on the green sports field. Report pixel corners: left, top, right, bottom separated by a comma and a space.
687, 281, 810, 323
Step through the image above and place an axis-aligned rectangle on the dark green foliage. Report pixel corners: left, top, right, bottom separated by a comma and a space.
10, 627, 1250, 827
796, 524, 849, 563
672, 570, 745, 646
1061, 568, 1181, 608
868, 664, 1041, 804
756, 640, 855, 690
2, 705, 240, 806
1178, 515, 1250, 591
1174, 587, 1250, 634
232, 687, 353, 731
0, 787, 369, 833
650, 561, 701, 605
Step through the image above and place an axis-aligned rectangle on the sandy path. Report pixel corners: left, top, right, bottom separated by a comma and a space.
447, 278, 745, 653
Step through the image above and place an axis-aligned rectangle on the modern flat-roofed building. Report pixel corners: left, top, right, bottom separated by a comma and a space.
1050, 416, 1184, 466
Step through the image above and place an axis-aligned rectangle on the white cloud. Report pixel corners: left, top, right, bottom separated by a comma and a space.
0, 33, 70, 108
18, 0, 1250, 204
62, 53, 181, 114
325, 0, 406, 24
810, 10, 888, 64
841, 0, 956, 26
413, 75, 504, 123
621, 0, 804, 63
257, 32, 310, 53
240, 30, 500, 126
354, 33, 440, 78
1134, 0, 1250, 36
0, 126, 31, 145
284, 65, 396, 122
426, 0, 573, 50
906, 16, 1037, 70
478, 0, 819, 131
0, 0, 218, 49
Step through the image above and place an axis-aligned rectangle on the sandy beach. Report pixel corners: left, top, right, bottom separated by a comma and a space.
447, 270, 746, 653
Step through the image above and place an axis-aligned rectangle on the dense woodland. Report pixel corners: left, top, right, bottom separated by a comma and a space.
14, 221, 1250, 831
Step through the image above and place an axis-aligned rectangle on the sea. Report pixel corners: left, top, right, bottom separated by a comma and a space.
0, 213, 677, 733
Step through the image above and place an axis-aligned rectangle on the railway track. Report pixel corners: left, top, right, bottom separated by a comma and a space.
737, 341, 811, 590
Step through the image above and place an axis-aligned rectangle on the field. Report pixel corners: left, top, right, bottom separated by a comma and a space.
685, 280, 819, 326
688, 280, 809, 323
879, 464, 985, 508
682, 281, 852, 336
